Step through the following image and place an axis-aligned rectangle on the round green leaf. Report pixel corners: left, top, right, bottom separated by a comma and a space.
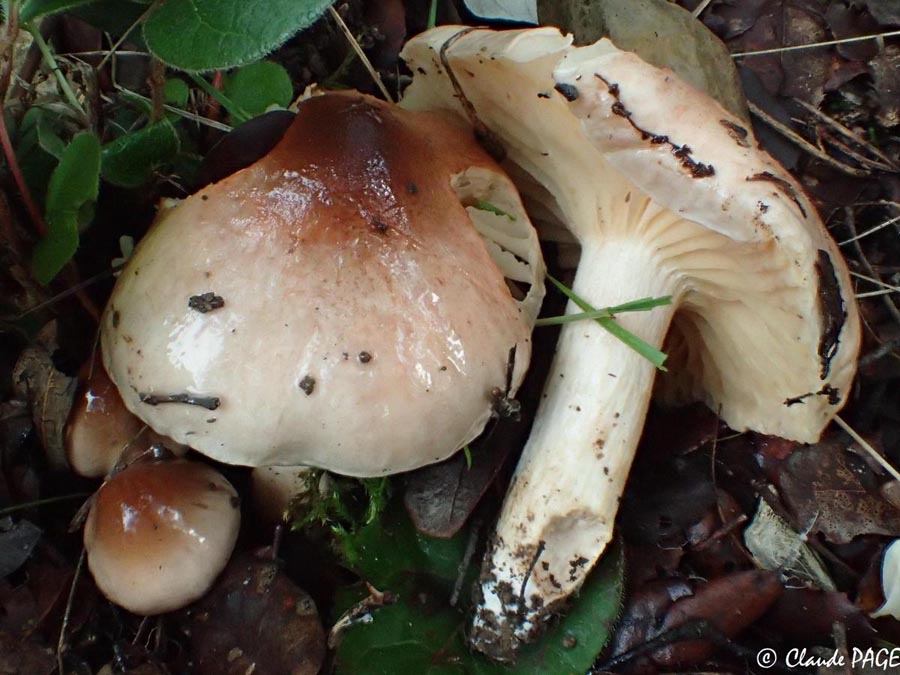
164, 78, 190, 108
223, 61, 293, 118
142, 0, 335, 71
335, 541, 625, 674
101, 120, 180, 188
19, 0, 95, 22
32, 132, 101, 284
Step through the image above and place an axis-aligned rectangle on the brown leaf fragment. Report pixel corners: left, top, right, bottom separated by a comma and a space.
862, 0, 900, 26
609, 578, 694, 664
780, 5, 831, 105
825, 3, 881, 61
0, 629, 55, 675
0, 519, 41, 579
651, 570, 783, 668
777, 437, 900, 544
183, 554, 325, 675
11, 324, 77, 471
404, 414, 524, 539
762, 588, 874, 644
870, 45, 900, 127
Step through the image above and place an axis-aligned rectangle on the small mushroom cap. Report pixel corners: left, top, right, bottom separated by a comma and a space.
65, 352, 184, 477
251, 465, 323, 523
83, 458, 240, 615
102, 92, 544, 475
400, 27, 860, 442
65, 353, 145, 477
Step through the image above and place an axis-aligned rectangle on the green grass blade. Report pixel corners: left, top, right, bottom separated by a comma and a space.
545, 274, 669, 370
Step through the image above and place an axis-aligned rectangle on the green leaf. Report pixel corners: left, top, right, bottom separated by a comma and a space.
19, 0, 95, 22
71, 0, 150, 42
510, 541, 624, 674
142, 0, 335, 71
14, 108, 61, 205
32, 132, 101, 284
35, 111, 67, 159
101, 120, 180, 188
341, 502, 467, 591
335, 541, 625, 674
222, 61, 293, 118
535, 296, 672, 327
164, 78, 190, 107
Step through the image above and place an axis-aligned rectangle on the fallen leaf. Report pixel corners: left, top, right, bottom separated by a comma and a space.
464, 0, 537, 24
824, 3, 881, 61
194, 111, 295, 189
652, 570, 783, 668
0, 629, 55, 675
762, 588, 874, 644
776, 437, 900, 544
403, 415, 524, 539
870, 45, 900, 127
862, 0, 900, 26
609, 577, 694, 664
184, 554, 326, 675
743, 499, 835, 590
11, 323, 77, 471
0, 519, 42, 579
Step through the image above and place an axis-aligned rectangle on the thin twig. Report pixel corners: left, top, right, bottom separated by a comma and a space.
842, 207, 900, 325
838, 213, 900, 246
12, 267, 115, 320
795, 99, 898, 172
748, 102, 869, 177
24, 22, 86, 116
98, 0, 163, 70
57, 548, 87, 674
734, 30, 900, 58
0, 102, 48, 235
692, 0, 715, 18
860, 337, 900, 367
112, 85, 232, 131
851, 271, 900, 293
856, 288, 899, 299
834, 415, 900, 482
328, 6, 393, 102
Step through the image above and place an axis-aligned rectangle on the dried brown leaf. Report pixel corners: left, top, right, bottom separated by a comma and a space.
184, 554, 325, 675
777, 437, 900, 544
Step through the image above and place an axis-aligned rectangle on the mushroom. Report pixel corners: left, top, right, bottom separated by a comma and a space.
251, 465, 331, 523
400, 27, 861, 657
83, 457, 240, 615
101, 91, 544, 476
65, 351, 184, 477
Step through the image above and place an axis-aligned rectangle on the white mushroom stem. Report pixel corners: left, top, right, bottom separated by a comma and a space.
472, 240, 679, 653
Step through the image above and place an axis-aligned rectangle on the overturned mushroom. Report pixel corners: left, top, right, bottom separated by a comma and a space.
83, 457, 240, 615
101, 91, 544, 476
401, 27, 861, 658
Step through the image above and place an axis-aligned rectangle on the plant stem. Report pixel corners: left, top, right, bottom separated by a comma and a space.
23, 22, 85, 116
0, 101, 47, 235
0, 493, 91, 517
188, 72, 250, 124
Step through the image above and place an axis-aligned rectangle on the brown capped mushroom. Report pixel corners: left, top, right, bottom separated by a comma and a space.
401, 27, 861, 658
101, 91, 544, 476
83, 457, 240, 615
65, 351, 184, 477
